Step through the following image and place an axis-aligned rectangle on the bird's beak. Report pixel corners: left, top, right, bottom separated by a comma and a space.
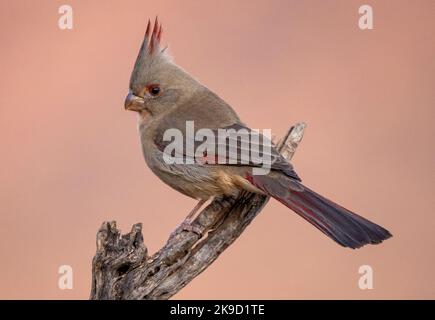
124, 91, 145, 112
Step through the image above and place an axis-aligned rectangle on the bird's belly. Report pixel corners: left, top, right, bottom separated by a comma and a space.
152, 165, 222, 200
141, 146, 225, 199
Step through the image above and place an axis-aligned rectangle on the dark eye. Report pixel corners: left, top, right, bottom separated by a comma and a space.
149, 85, 161, 96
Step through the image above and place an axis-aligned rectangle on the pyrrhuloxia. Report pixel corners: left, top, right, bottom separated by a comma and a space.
124, 18, 392, 249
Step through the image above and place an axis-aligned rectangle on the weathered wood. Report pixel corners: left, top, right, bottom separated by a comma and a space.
90, 122, 306, 300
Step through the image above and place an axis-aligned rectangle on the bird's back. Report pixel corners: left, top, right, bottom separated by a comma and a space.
159, 86, 240, 134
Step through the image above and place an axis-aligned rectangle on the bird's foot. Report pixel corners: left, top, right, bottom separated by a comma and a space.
173, 220, 203, 237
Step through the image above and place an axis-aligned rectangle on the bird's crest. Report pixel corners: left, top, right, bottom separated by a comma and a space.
129, 17, 170, 89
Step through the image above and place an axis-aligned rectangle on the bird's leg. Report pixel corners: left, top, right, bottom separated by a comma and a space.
186, 199, 207, 221
178, 199, 207, 236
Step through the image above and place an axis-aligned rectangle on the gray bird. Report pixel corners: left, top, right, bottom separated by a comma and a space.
124, 18, 392, 249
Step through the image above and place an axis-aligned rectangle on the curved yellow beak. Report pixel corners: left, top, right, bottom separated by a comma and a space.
124, 91, 145, 112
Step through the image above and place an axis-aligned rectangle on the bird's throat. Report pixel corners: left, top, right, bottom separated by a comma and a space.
138, 109, 152, 121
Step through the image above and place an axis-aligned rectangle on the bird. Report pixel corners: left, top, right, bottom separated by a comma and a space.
124, 17, 392, 249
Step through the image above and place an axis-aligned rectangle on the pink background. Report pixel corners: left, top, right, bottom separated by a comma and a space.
0, 0, 434, 299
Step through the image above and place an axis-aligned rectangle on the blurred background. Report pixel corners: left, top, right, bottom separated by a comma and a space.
0, 0, 434, 299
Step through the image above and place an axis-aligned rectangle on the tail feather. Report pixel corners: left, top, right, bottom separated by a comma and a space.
248, 175, 392, 249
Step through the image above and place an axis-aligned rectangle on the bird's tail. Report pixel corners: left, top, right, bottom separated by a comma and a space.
248, 175, 392, 249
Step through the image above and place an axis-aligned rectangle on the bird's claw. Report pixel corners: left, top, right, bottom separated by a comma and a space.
173, 220, 203, 237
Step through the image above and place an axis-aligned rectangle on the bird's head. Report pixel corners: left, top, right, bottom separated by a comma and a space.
124, 17, 200, 120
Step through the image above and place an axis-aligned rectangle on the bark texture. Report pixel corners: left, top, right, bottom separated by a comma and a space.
90, 123, 306, 300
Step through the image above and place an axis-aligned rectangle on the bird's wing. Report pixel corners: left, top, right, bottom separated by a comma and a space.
154, 122, 301, 181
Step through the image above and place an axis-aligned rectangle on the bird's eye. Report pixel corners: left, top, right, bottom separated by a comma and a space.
149, 85, 161, 96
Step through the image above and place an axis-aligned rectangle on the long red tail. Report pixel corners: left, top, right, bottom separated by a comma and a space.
248, 174, 392, 249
